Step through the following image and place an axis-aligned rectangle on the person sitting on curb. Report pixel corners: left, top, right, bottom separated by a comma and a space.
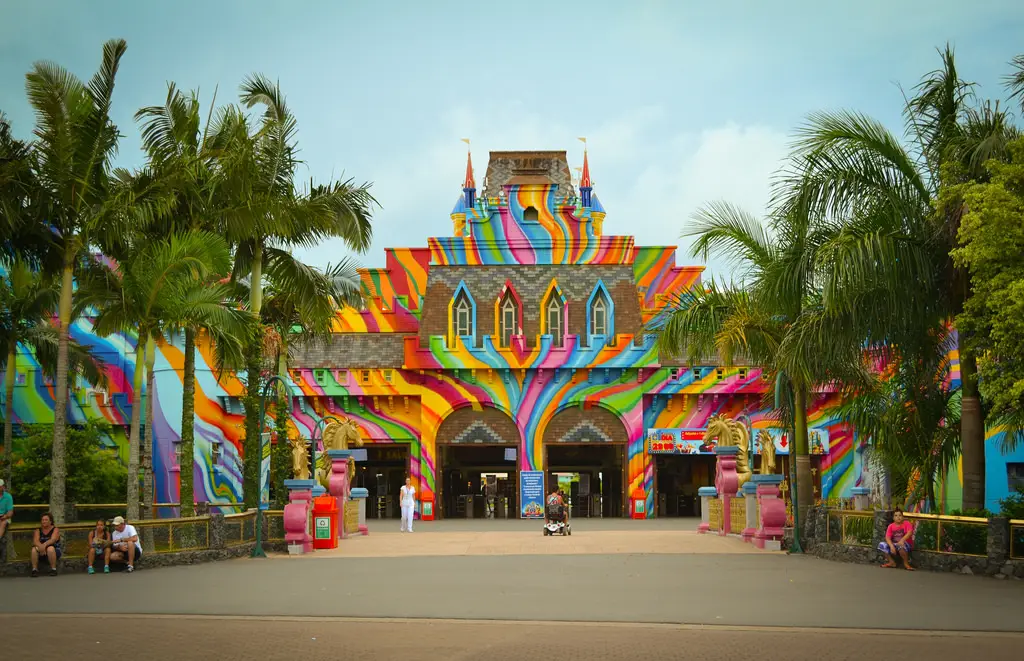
0, 478, 13, 544
879, 507, 915, 570
87, 519, 112, 574
110, 516, 142, 573
30, 512, 62, 577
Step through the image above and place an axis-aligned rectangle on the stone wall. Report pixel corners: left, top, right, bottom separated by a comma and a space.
291, 333, 410, 368
801, 506, 1023, 580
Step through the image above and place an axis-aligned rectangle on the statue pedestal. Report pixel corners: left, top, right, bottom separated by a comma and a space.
327, 450, 352, 539
283, 479, 316, 554
753, 474, 785, 551
351, 487, 370, 535
742, 481, 758, 543
697, 487, 717, 534
852, 486, 870, 511
714, 446, 740, 536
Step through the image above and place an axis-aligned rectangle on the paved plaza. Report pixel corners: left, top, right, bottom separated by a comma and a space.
3, 519, 1023, 659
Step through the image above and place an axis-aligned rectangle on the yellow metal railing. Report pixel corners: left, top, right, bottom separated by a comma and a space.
1010, 520, 1023, 560
6, 515, 212, 559
221, 510, 257, 547
9, 502, 245, 524
265, 510, 285, 542
905, 512, 989, 557
709, 498, 722, 532
826, 510, 874, 547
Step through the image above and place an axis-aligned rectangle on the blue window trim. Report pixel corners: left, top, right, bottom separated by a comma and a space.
586, 280, 614, 343
451, 280, 477, 345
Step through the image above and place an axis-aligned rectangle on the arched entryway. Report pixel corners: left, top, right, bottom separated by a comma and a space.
435, 406, 521, 519
543, 405, 628, 517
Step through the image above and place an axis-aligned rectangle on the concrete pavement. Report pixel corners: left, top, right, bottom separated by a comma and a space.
3, 615, 1022, 661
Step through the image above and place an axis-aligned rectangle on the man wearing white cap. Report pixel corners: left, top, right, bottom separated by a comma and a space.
0, 479, 12, 542
110, 516, 141, 572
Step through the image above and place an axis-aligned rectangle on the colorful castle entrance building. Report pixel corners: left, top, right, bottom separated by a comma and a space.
286, 148, 852, 518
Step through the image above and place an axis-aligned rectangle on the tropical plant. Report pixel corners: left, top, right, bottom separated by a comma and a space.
0, 260, 105, 490
778, 46, 1022, 509
647, 201, 868, 536
946, 138, 1024, 453
830, 329, 961, 511
207, 75, 376, 507
20, 39, 140, 523
9, 422, 127, 508
75, 230, 247, 520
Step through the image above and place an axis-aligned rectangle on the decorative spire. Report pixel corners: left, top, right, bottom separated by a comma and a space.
461, 138, 476, 207
578, 137, 592, 207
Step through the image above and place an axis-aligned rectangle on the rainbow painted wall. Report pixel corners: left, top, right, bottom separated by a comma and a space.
4, 149, 1012, 514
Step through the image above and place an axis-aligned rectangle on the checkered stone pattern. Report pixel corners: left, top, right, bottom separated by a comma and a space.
450, 421, 508, 444
553, 421, 614, 444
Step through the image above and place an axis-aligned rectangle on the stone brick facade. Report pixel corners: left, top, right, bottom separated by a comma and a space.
290, 333, 409, 368
543, 407, 629, 444
437, 407, 521, 445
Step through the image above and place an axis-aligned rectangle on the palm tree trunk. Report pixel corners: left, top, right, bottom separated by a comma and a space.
959, 346, 986, 511
126, 338, 146, 521
49, 258, 75, 525
141, 337, 156, 520
792, 384, 813, 531
4, 341, 16, 490
242, 240, 265, 509
179, 327, 197, 517
272, 343, 290, 507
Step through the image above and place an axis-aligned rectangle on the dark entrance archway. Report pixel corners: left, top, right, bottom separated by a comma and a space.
543, 406, 628, 518
435, 406, 521, 519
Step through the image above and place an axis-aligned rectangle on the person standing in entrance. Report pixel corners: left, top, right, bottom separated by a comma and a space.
400, 477, 416, 533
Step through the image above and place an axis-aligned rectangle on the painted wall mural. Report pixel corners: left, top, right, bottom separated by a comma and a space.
3, 149, 1010, 515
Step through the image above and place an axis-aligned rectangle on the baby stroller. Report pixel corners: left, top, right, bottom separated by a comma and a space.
543, 498, 571, 536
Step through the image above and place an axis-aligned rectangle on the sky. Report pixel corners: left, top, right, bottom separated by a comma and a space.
2, 0, 1022, 279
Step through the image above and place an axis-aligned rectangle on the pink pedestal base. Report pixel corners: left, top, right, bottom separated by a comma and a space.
283, 487, 314, 553
754, 483, 786, 550
328, 456, 350, 540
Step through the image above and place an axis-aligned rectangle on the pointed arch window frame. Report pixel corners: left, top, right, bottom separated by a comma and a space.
448, 281, 477, 347
540, 279, 568, 348
586, 280, 615, 346
493, 280, 523, 349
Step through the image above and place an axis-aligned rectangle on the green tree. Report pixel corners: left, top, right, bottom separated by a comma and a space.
831, 330, 961, 511
648, 202, 866, 536
10, 422, 128, 507
76, 230, 246, 520
0, 260, 104, 491
209, 75, 375, 507
21, 40, 133, 523
779, 47, 1020, 509
948, 138, 1024, 452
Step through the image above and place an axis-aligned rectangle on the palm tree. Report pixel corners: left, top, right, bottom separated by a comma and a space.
648, 202, 866, 536
779, 46, 1021, 509
133, 83, 237, 517
830, 328, 962, 512
208, 75, 376, 507
235, 258, 364, 503
22, 39, 130, 523
77, 230, 246, 520
0, 259, 105, 490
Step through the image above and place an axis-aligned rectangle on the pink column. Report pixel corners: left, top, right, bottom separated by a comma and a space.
754, 475, 786, 550
283, 479, 315, 554
714, 447, 739, 537
327, 450, 351, 540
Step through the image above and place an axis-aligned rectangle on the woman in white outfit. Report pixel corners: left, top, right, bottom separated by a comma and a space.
399, 477, 416, 532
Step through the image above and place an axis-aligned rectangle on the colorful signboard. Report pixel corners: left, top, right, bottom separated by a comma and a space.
645, 427, 829, 455
519, 470, 545, 518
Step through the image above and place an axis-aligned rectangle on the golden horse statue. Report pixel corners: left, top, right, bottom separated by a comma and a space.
315, 418, 364, 489
703, 414, 753, 489
756, 429, 777, 475
289, 436, 310, 480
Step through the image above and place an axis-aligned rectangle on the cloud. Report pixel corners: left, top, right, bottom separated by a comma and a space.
295, 107, 789, 284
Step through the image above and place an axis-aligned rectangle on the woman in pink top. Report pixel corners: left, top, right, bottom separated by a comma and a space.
878, 507, 915, 570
